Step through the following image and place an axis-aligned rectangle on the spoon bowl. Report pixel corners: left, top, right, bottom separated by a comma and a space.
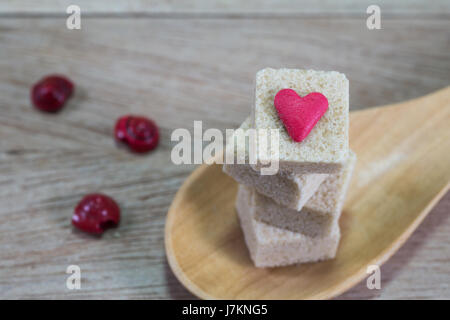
165, 88, 450, 299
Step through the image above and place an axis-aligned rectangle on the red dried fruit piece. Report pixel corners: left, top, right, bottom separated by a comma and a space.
31, 75, 74, 112
72, 193, 120, 235
115, 115, 159, 153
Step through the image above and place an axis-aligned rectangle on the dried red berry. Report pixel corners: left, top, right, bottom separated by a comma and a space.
72, 194, 120, 234
31, 75, 74, 112
115, 115, 159, 153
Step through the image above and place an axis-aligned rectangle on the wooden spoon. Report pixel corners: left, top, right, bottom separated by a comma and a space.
165, 87, 450, 299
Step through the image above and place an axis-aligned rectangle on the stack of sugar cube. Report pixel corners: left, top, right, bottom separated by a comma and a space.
223, 68, 356, 267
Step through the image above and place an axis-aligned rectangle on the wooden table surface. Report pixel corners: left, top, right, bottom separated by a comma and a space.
0, 1, 449, 299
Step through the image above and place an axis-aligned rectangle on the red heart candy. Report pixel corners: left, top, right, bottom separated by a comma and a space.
274, 89, 328, 143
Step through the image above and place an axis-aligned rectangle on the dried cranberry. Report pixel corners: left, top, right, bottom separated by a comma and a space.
72, 194, 120, 234
115, 115, 159, 153
31, 75, 74, 112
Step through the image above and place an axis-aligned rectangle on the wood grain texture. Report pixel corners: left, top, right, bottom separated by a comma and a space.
165, 89, 450, 299
0, 16, 449, 299
1, 1, 449, 16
